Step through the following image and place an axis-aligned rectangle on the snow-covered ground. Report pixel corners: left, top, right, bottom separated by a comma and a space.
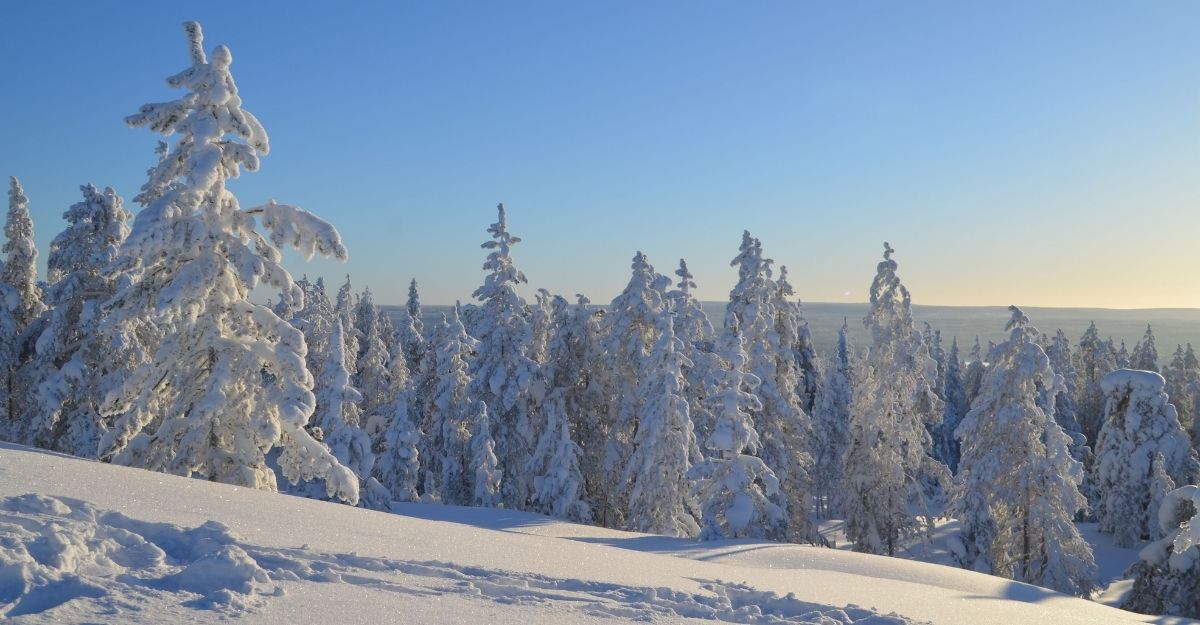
0, 443, 1192, 625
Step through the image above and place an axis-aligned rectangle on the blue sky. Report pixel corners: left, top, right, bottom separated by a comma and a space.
1, 1, 1197, 308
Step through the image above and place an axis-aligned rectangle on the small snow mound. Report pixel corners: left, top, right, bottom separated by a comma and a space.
1099, 369, 1165, 394
0, 493, 279, 617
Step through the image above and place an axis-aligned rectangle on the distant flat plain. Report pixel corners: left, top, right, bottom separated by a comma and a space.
384, 303, 1200, 363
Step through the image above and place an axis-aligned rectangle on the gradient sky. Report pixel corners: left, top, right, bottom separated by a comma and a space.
1, 2, 1197, 308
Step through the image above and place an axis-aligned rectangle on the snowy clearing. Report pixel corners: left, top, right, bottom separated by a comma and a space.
0, 443, 1191, 625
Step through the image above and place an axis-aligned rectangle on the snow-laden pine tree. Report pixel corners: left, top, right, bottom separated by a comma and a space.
1091, 369, 1199, 547
355, 296, 392, 422
962, 336, 987, 408
596, 251, 669, 528
396, 279, 426, 375
97, 22, 357, 502
843, 243, 947, 555
3, 177, 46, 331
468, 204, 538, 509
29, 184, 131, 456
375, 338, 421, 503
950, 306, 1097, 596
1148, 452, 1176, 542
777, 266, 820, 414
1123, 485, 1200, 618
689, 313, 785, 540
725, 232, 817, 544
621, 313, 699, 537
936, 337, 969, 473
1132, 325, 1160, 372
1075, 322, 1118, 447
667, 259, 720, 460
334, 276, 359, 376
429, 307, 477, 506
1116, 339, 1131, 370
470, 400, 503, 508
810, 320, 852, 517
1044, 329, 1089, 463
1164, 344, 1200, 444
301, 321, 375, 502
288, 277, 336, 376
529, 389, 591, 522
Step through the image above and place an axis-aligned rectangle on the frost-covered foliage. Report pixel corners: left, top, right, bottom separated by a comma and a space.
667, 259, 720, 460
468, 204, 538, 510
287, 277, 336, 375
1132, 325, 1160, 372
596, 251, 669, 528
1091, 369, 1199, 547
97, 22, 357, 503
1074, 321, 1118, 448
470, 401, 503, 508
376, 339, 421, 503
936, 337, 969, 473
396, 278, 427, 375
4, 177, 46, 331
962, 337, 987, 409
334, 276, 359, 376
843, 243, 946, 556
29, 185, 131, 456
1124, 485, 1200, 617
621, 314, 699, 537
777, 266, 820, 415
1044, 329, 1089, 464
354, 290, 391, 420
1163, 344, 1200, 446
689, 313, 785, 541
427, 308, 477, 506
725, 233, 816, 544
302, 321, 374, 501
811, 320, 852, 518
950, 306, 1097, 596
529, 390, 591, 522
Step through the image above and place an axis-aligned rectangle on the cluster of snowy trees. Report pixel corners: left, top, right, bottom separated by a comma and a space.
7, 20, 1200, 615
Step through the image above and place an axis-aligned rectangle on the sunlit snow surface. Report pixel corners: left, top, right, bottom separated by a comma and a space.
0, 443, 1192, 624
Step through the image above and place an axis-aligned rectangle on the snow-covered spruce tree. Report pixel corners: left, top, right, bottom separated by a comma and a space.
299, 321, 375, 503
528, 288, 556, 365
726, 232, 817, 544
621, 313, 699, 537
375, 339, 421, 503
777, 265, 820, 414
667, 259, 720, 460
1164, 344, 1200, 442
843, 243, 947, 556
468, 204, 538, 509
1044, 329, 1089, 463
1116, 339, 1131, 370
334, 275, 359, 376
950, 306, 1097, 596
470, 400, 503, 508
396, 291, 426, 377
596, 251, 669, 528
1149, 452, 1176, 542
4, 177, 46, 332
430, 307, 478, 506
1123, 485, 1200, 617
1074, 322, 1117, 448
529, 389, 591, 522
29, 184, 131, 456
811, 344, 852, 517
288, 276, 336, 376
97, 22, 357, 502
936, 337, 969, 473
355, 295, 392, 422
689, 313, 786, 540
962, 336, 987, 408
1091, 369, 1199, 547
1132, 325, 1159, 372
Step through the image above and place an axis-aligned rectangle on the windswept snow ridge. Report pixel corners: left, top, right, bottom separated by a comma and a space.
0, 492, 921, 624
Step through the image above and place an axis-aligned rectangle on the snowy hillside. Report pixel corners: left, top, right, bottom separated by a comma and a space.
0, 443, 1190, 625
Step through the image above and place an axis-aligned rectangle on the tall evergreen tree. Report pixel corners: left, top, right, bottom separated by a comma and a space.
97, 22, 357, 502
1164, 344, 1200, 444
3, 176, 46, 331
396, 278, 426, 375
470, 400, 503, 508
937, 337, 970, 473
1123, 485, 1200, 618
1131, 325, 1160, 372
843, 243, 946, 555
951, 306, 1097, 596
30, 184, 131, 455
430, 307, 477, 506
1091, 369, 1199, 547
376, 338, 421, 503
667, 259, 720, 461
811, 321, 852, 517
468, 204, 538, 509
621, 313, 699, 537
689, 314, 785, 540
529, 389, 591, 522
1075, 321, 1118, 448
